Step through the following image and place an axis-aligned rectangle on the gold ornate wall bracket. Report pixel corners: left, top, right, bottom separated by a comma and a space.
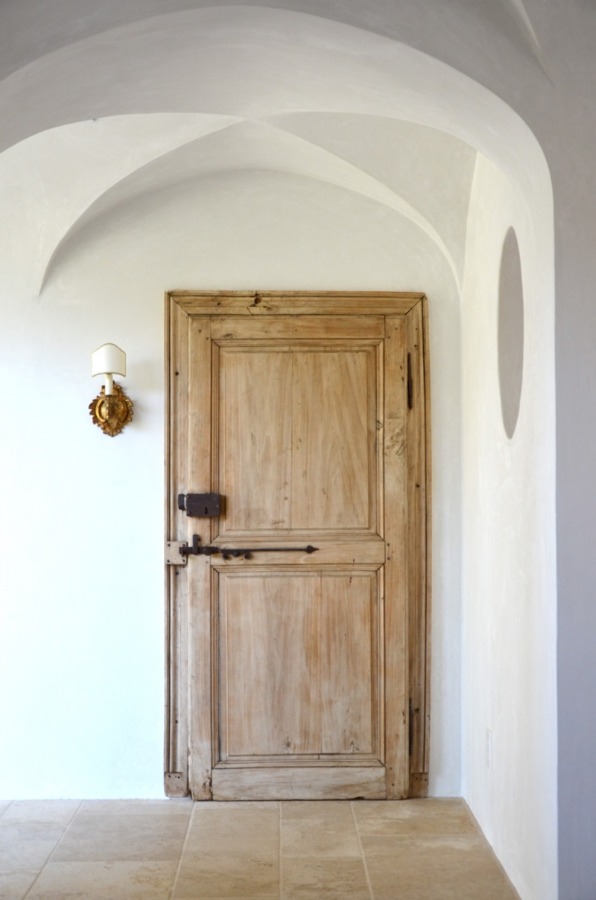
89, 382, 134, 436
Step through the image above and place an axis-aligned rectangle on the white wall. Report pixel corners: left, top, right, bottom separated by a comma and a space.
0, 165, 463, 798
461, 155, 557, 899
0, 11, 561, 896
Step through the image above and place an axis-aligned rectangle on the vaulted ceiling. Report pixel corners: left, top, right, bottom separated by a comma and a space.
0, 1, 547, 296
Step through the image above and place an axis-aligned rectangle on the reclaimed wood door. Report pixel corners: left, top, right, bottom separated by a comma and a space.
165, 292, 430, 800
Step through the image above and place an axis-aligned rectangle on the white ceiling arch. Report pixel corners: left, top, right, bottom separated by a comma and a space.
0, 0, 548, 85
0, 5, 548, 182
39, 116, 470, 292
0, 5, 551, 298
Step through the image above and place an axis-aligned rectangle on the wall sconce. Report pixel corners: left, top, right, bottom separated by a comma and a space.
89, 343, 134, 437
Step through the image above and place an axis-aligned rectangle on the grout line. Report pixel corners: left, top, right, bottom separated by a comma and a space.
169, 799, 196, 899
22, 799, 84, 899
350, 801, 375, 900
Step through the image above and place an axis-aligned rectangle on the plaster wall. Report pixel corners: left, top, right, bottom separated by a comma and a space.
0, 166, 462, 799
461, 155, 557, 899
0, 11, 560, 897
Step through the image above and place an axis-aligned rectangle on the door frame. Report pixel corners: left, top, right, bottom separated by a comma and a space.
163, 291, 431, 799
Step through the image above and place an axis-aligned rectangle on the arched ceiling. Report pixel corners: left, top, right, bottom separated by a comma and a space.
0, 4, 549, 296
0, 0, 547, 85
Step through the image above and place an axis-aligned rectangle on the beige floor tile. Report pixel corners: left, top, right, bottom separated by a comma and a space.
26, 860, 178, 898
0, 797, 522, 900
78, 799, 192, 816
51, 812, 190, 863
194, 801, 279, 811
174, 854, 279, 898
363, 837, 519, 900
282, 818, 360, 858
353, 798, 477, 837
0, 869, 39, 899
281, 801, 354, 823
280, 801, 361, 859
360, 831, 483, 856
0, 823, 65, 872
186, 805, 279, 860
1, 801, 80, 826
282, 856, 371, 899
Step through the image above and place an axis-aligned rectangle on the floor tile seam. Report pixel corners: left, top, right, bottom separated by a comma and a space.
170, 800, 204, 899
20, 799, 84, 899
350, 801, 375, 900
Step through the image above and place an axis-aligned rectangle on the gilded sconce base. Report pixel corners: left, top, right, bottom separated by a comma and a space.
89, 382, 134, 436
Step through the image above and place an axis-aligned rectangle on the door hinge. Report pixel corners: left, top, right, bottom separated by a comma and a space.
407, 352, 413, 410
165, 540, 188, 566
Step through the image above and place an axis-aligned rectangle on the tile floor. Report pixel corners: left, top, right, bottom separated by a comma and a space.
0, 797, 520, 899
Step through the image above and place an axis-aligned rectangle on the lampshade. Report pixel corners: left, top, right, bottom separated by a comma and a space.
91, 343, 126, 378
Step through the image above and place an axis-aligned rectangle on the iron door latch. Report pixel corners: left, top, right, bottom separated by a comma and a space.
165, 535, 318, 565
178, 493, 222, 517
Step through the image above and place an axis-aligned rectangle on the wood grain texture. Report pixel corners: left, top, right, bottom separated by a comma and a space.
218, 348, 293, 532
187, 315, 215, 798
164, 299, 190, 794
211, 766, 386, 801
217, 570, 381, 763
291, 348, 373, 531
211, 314, 385, 341
172, 291, 423, 317
164, 292, 430, 801
219, 572, 321, 757
406, 300, 432, 780
320, 573, 379, 755
382, 316, 409, 799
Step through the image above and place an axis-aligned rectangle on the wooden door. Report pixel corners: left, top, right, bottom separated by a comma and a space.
165, 292, 430, 801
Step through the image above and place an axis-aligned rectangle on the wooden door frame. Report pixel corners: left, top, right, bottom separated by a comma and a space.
164, 291, 431, 799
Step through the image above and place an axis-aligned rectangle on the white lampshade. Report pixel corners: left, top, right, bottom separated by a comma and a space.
91, 343, 126, 378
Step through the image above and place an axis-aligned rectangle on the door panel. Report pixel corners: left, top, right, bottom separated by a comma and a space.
290, 349, 373, 531
219, 571, 320, 757
165, 292, 430, 801
217, 569, 380, 761
319, 572, 379, 755
215, 330, 379, 540
218, 348, 293, 532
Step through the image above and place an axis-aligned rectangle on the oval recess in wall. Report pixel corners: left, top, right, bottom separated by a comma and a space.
498, 227, 524, 438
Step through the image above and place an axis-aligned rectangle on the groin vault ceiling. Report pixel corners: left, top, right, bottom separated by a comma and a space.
0, 5, 499, 296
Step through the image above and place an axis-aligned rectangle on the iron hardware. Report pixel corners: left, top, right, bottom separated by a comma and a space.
165, 541, 188, 566
179, 535, 318, 561
407, 352, 413, 410
178, 493, 222, 517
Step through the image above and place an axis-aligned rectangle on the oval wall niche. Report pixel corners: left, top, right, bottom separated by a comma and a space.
498, 227, 525, 438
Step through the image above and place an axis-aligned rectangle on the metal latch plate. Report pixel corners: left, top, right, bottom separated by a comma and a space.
165, 541, 188, 566
178, 493, 222, 517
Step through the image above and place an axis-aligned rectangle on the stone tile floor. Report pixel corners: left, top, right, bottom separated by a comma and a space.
0, 797, 520, 898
